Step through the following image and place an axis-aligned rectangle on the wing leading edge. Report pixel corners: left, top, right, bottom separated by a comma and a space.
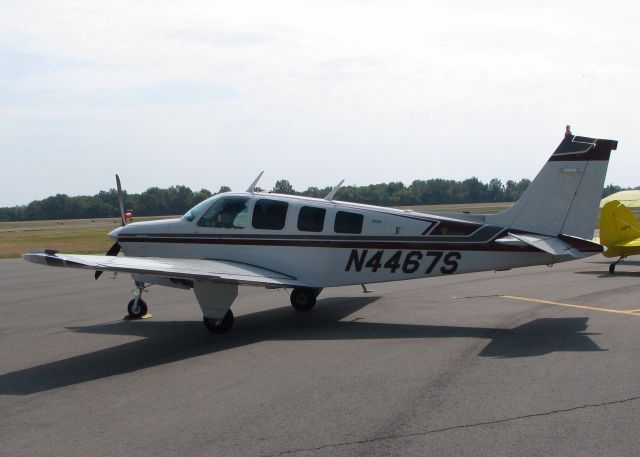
22, 250, 308, 288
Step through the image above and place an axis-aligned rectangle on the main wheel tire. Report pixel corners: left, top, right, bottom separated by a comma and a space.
203, 309, 234, 334
127, 298, 148, 318
609, 263, 616, 274
290, 288, 317, 311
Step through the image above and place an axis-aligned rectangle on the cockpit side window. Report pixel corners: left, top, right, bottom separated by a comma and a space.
196, 196, 250, 229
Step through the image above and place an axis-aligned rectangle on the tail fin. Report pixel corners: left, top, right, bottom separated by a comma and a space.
599, 200, 640, 247
487, 128, 617, 239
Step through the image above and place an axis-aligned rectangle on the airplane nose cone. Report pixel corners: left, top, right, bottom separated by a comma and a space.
108, 226, 124, 240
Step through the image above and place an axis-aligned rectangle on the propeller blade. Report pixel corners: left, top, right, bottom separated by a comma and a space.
106, 241, 121, 256
97, 176, 125, 280
116, 174, 126, 226
95, 242, 121, 280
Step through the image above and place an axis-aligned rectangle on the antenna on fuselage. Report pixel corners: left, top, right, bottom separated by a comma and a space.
247, 171, 264, 193
324, 179, 345, 201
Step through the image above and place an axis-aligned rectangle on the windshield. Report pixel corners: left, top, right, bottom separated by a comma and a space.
182, 196, 217, 222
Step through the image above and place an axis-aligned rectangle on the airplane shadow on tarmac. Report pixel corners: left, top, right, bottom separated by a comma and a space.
576, 270, 640, 278
0, 296, 604, 395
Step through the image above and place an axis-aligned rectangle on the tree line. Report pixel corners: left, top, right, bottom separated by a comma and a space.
0, 179, 631, 222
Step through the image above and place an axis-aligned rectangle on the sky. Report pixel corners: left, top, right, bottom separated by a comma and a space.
1, 0, 639, 207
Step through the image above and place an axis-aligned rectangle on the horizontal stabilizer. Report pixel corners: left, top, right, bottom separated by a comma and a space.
495, 232, 602, 258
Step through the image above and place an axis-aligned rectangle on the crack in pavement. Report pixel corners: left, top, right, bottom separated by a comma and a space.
260, 395, 640, 457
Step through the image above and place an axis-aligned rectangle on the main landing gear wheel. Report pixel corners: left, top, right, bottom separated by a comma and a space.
609, 256, 625, 274
290, 288, 320, 311
127, 298, 148, 318
203, 309, 234, 334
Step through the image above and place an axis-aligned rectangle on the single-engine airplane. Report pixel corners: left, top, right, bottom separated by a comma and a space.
599, 200, 640, 273
23, 127, 618, 333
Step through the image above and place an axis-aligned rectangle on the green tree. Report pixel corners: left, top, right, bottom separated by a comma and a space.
272, 180, 295, 194
487, 178, 505, 202
1, 175, 624, 222
193, 189, 213, 203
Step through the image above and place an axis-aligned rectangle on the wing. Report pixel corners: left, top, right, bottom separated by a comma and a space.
22, 249, 308, 288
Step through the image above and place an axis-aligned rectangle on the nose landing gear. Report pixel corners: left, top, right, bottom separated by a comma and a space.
126, 283, 149, 319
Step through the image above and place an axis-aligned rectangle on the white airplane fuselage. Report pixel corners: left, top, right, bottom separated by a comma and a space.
112, 193, 556, 288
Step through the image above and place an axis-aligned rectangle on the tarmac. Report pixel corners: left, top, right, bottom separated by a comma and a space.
1, 256, 639, 457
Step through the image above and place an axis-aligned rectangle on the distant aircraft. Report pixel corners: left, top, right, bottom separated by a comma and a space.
600, 190, 640, 209
599, 200, 640, 273
23, 128, 617, 334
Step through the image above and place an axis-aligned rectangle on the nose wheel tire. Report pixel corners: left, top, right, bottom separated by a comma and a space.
203, 309, 234, 334
127, 298, 148, 318
290, 288, 317, 311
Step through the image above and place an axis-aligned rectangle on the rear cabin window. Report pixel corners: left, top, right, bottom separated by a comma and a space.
197, 196, 249, 229
252, 199, 289, 230
334, 211, 363, 234
297, 206, 326, 232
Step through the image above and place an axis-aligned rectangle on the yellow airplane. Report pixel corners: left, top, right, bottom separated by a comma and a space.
599, 200, 640, 273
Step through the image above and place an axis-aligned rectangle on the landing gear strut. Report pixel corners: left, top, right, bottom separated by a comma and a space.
290, 288, 322, 311
127, 283, 148, 318
609, 256, 626, 274
203, 309, 234, 334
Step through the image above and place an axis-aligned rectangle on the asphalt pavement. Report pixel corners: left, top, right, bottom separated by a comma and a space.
1, 256, 639, 457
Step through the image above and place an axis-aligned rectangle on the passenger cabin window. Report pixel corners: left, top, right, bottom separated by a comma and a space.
334, 211, 363, 234
252, 199, 289, 230
197, 196, 249, 228
431, 220, 481, 236
297, 206, 326, 232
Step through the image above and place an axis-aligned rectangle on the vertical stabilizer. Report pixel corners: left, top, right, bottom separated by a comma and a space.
488, 129, 617, 239
599, 200, 640, 247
